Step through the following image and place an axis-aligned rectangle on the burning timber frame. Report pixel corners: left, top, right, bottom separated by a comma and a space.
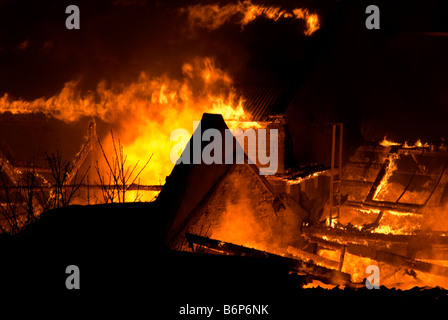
305, 231, 448, 277
183, 226, 448, 286
0, 121, 162, 230
0, 121, 162, 193
343, 144, 448, 214
175, 130, 448, 286
185, 233, 353, 286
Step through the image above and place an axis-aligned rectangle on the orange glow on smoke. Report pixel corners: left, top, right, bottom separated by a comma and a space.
0, 57, 252, 190
183, 0, 320, 36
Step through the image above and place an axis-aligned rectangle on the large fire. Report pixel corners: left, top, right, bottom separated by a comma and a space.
2, 3, 446, 291
0, 57, 251, 193
3, 65, 448, 289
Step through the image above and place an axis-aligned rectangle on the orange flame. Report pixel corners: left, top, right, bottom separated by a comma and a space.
0, 57, 252, 190
183, 0, 320, 36
379, 136, 401, 147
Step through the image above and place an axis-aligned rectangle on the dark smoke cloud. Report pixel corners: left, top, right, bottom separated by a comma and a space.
0, 0, 319, 100
2, 0, 448, 152
0, 1, 186, 98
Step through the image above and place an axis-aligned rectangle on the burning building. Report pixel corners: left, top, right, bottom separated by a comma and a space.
1, 0, 448, 304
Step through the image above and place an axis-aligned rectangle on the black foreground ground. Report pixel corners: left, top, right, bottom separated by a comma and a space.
0, 203, 447, 317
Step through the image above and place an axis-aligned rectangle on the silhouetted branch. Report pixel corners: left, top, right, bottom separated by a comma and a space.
96, 130, 152, 203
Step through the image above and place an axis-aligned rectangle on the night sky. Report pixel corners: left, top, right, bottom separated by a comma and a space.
1, 0, 448, 154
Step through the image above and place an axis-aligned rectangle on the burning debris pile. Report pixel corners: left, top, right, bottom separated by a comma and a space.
161, 126, 448, 290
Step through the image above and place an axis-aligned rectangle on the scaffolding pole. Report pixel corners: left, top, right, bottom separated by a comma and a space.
329, 123, 343, 226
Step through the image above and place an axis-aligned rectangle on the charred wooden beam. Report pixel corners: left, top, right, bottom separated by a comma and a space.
306, 235, 345, 250
364, 148, 396, 202
66, 121, 97, 185
185, 233, 352, 285
0, 150, 21, 185
349, 243, 448, 277
365, 200, 422, 211
360, 210, 384, 232
344, 200, 421, 214
341, 180, 374, 187
397, 148, 446, 156
303, 226, 448, 260
307, 235, 448, 278
338, 245, 346, 271
346, 162, 383, 169
304, 226, 448, 247
391, 170, 442, 178
286, 246, 339, 270
304, 226, 409, 247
